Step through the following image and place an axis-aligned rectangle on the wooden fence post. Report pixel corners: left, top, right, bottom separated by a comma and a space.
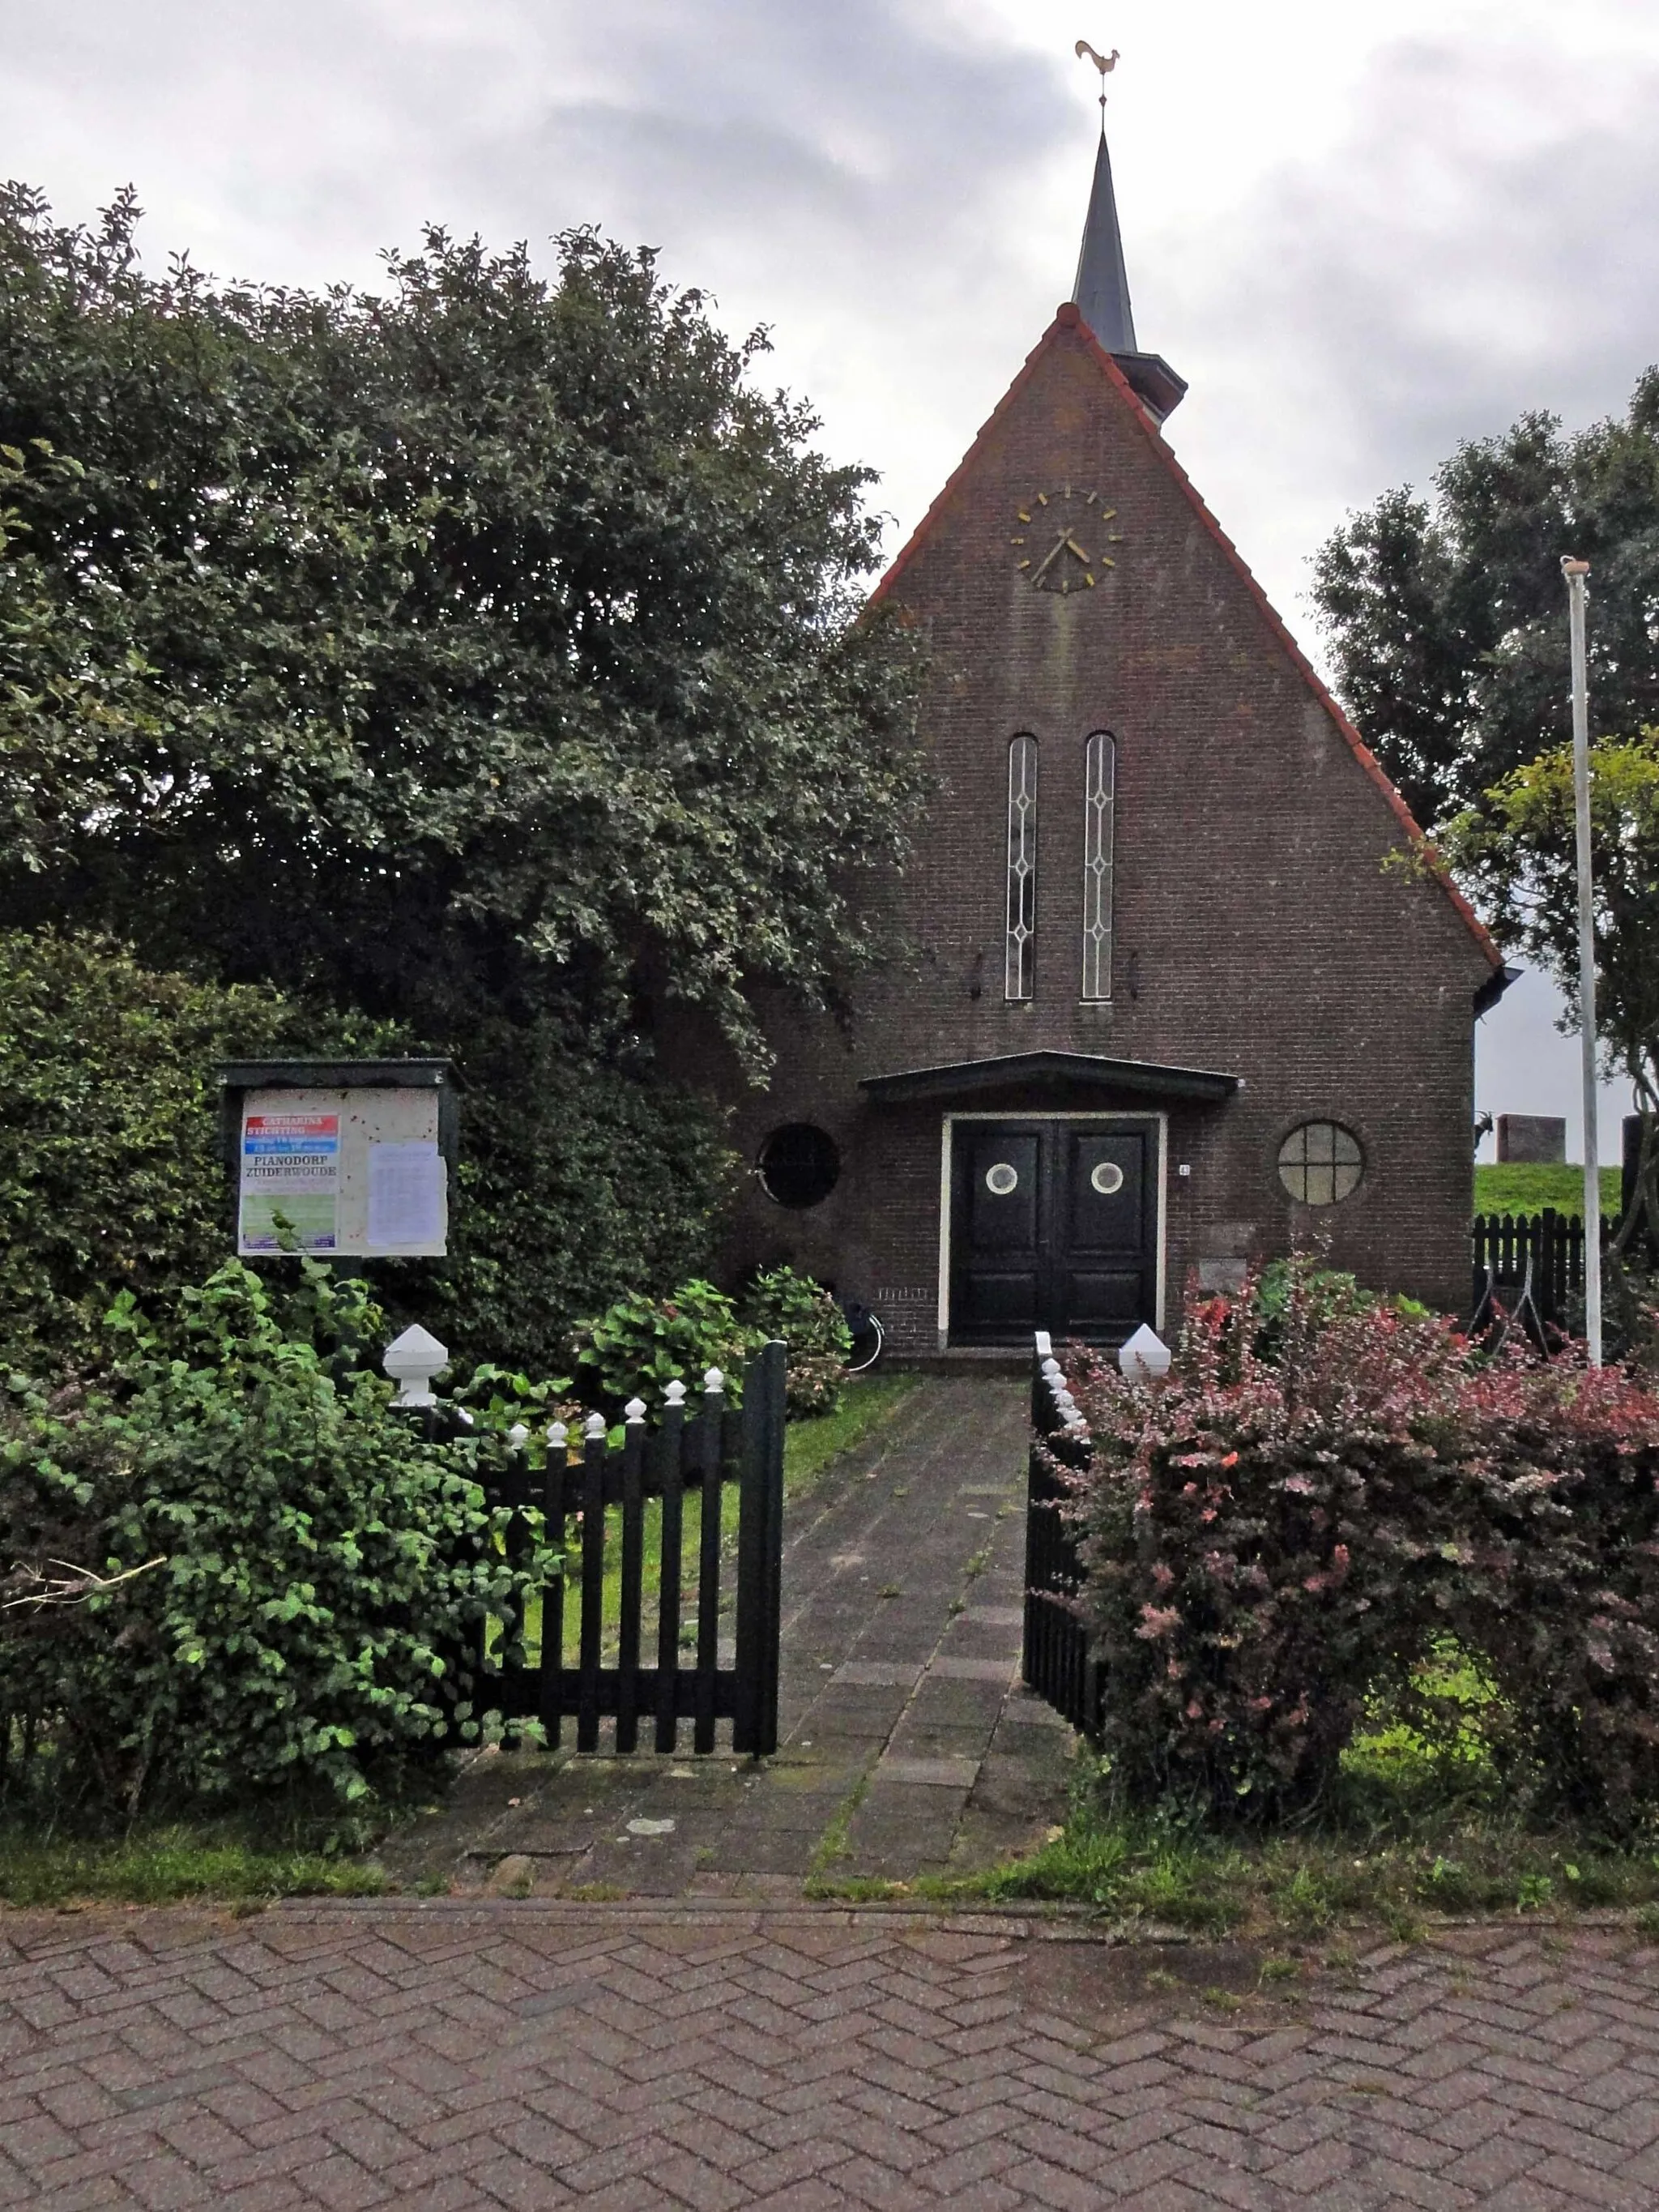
733, 1339, 787, 1758
655, 1381, 688, 1753
577, 1412, 608, 1753
615, 1397, 646, 1754
539, 1421, 568, 1747
693, 1368, 725, 1754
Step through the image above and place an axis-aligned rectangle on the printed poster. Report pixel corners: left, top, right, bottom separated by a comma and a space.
239, 1110, 340, 1253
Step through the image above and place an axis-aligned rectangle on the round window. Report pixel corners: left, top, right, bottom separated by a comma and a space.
1090, 1160, 1125, 1197
984, 1162, 1020, 1196
1277, 1121, 1363, 1206
757, 1123, 841, 1209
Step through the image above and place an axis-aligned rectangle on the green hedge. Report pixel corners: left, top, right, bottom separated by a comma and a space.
1, 1262, 554, 1814
0, 929, 736, 1382
0, 929, 398, 1377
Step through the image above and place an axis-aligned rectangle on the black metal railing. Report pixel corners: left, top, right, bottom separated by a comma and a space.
1023, 1330, 1102, 1735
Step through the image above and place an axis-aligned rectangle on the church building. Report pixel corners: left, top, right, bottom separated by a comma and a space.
710, 105, 1508, 1354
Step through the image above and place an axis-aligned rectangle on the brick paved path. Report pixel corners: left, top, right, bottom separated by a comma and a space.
6, 1899, 1659, 2210
387, 1377, 1073, 1898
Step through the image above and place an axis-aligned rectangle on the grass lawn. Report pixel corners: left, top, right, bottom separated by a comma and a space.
0, 1824, 396, 1911
0, 1373, 920, 1911
1474, 1163, 1621, 1219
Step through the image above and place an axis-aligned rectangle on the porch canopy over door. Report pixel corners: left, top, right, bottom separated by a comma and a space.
859, 1048, 1239, 1108
860, 1051, 1241, 1347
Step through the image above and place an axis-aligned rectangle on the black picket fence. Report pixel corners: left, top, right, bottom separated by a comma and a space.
1470, 1208, 1614, 1338
1022, 1331, 1103, 1736
479, 1339, 786, 1757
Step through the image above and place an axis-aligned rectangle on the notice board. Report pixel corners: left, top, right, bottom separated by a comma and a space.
220, 1061, 457, 1260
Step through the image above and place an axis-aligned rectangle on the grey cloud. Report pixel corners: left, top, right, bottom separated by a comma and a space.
1157, 33, 1659, 620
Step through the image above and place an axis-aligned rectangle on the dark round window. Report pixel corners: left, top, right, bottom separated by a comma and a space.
757, 1123, 841, 1210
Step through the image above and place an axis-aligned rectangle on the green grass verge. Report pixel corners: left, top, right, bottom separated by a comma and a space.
0, 1821, 393, 1910
1475, 1164, 1621, 1219
808, 1658, 1659, 1935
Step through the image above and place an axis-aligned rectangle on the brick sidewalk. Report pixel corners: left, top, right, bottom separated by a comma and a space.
4, 1899, 1658, 2209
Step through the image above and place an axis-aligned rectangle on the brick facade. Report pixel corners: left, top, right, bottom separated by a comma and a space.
679, 309, 1501, 1351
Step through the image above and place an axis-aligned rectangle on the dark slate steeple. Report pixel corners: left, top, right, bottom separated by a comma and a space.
1068, 77, 1187, 424
1073, 131, 1138, 353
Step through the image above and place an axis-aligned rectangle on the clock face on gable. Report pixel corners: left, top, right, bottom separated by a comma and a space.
1009, 485, 1124, 594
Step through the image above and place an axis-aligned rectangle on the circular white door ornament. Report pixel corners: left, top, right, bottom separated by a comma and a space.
1090, 1160, 1125, 1196
984, 1162, 1020, 1196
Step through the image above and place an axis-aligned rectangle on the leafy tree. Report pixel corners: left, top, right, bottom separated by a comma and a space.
1439, 737, 1659, 1253
0, 185, 925, 1067
1312, 372, 1659, 828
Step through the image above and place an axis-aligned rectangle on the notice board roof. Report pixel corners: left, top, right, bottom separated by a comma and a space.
218, 1058, 457, 1091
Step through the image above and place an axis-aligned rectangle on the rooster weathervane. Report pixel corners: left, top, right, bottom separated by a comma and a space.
1075, 40, 1120, 130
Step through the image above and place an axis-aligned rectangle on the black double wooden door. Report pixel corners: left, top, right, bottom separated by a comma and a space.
949, 1118, 1159, 1345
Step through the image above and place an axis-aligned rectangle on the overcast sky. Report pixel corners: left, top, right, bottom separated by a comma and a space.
6, 0, 1656, 1159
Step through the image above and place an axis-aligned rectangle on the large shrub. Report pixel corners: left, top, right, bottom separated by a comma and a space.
739, 1268, 852, 1418
1060, 1263, 1659, 1826
569, 1279, 761, 1417
1062, 1281, 1468, 1819
1451, 1356, 1659, 1823
0, 1262, 552, 1817
568, 1267, 853, 1420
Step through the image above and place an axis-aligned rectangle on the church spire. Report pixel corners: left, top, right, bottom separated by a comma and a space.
1067, 42, 1186, 423
1072, 125, 1137, 350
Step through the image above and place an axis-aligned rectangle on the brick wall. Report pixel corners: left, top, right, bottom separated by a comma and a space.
673, 314, 1498, 1343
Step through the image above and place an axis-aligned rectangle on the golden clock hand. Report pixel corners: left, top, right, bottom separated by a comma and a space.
1030, 531, 1071, 584
1066, 538, 1092, 562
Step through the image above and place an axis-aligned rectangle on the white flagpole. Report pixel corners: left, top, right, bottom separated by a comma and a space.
1562, 556, 1601, 1365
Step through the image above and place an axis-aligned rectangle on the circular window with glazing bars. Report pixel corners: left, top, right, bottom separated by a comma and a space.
1277, 1121, 1363, 1206
757, 1123, 841, 1210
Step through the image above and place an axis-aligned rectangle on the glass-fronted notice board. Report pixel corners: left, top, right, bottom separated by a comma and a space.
220, 1061, 456, 1260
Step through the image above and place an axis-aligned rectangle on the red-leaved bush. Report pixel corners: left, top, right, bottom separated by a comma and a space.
1057, 1264, 1659, 1825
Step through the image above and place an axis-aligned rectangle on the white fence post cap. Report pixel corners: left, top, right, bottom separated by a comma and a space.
1119, 1324, 1172, 1381
624, 1397, 646, 1424
583, 1411, 608, 1440
664, 1380, 688, 1407
382, 1323, 449, 1407
704, 1367, 724, 1392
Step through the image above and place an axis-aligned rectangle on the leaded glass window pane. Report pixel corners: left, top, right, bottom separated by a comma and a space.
1005, 735, 1038, 1001
1081, 731, 1115, 1001
1277, 1121, 1363, 1206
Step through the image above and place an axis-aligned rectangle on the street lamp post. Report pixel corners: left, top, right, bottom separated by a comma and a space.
1562, 555, 1601, 1366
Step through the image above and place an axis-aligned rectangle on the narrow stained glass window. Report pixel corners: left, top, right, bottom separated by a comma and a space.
1005, 735, 1038, 1001
1081, 732, 1115, 1001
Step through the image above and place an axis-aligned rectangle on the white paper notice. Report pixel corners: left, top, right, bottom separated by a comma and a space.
366, 1141, 446, 1249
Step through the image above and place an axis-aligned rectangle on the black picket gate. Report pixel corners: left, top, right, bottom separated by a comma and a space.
480, 1339, 786, 1757
1022, 1330, 1103, 1736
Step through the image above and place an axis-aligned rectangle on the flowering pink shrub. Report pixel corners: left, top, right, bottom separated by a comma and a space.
1058, 1262, 1659, 1825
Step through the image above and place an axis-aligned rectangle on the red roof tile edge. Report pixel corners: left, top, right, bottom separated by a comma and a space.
868, 304, 1503, 973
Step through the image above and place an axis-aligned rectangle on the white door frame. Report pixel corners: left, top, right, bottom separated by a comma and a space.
937, 1111, 1168, 1342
